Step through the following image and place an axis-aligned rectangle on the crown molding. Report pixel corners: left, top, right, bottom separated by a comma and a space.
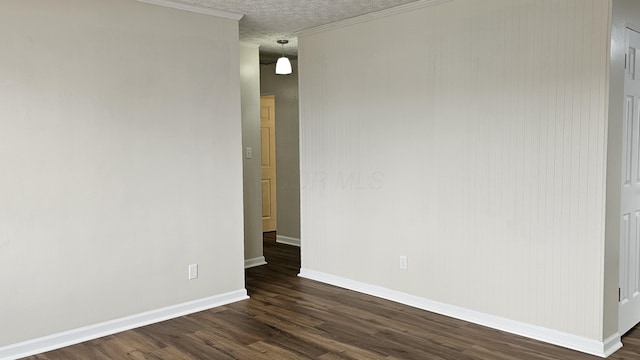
136, 0, 244, 20
295, 0, 452, 37
239, 41, 260, 49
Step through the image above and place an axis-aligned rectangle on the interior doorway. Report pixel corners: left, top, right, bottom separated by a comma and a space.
259, 59, 301, 248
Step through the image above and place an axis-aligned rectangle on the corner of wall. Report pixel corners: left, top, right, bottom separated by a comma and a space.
239, 44, 264, 262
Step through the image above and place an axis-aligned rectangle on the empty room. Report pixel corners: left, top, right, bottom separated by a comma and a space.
2, 0, 640, 359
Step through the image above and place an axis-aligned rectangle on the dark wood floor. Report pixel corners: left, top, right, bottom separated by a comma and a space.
26, 233, 640, 359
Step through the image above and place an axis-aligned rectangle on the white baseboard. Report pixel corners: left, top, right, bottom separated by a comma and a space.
298, 268, 622, 358
244, 256, 267, 269
276, 235, 300, 247
603, 333, 624, 357
0, 289, 249, 360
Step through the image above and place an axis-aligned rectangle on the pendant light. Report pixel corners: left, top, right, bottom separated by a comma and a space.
275, 40, 292, 75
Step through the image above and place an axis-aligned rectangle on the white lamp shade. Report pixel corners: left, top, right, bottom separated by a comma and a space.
275, 56, 292, 75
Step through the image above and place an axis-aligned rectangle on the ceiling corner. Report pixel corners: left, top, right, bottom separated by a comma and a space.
136, 0, 244, 20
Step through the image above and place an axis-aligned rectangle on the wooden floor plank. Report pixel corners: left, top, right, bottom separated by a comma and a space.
23, 236, 640, 359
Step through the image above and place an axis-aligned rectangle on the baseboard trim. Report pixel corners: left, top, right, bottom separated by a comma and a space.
0, 289, 249, 360
276, 235, 300, 247
603, 333, 623, 357
244, 256, 267, 269
298, 268, 620, 358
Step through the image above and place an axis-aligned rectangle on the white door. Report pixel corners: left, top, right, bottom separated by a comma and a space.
620, 28, 640, 335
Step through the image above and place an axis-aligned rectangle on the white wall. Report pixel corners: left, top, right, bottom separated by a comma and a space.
0, 0, 245, 350
299, 0, 612, 350
607, 0, 640, 339
260, 61, 301, 240
240, 43, 265, 266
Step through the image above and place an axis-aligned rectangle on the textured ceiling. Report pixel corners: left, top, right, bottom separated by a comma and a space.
173, 0, 422, 61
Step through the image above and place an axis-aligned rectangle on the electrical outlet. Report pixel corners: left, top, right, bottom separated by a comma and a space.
245, 147, 252, 159
188, 264, 198, 280
399, 256, 408, 270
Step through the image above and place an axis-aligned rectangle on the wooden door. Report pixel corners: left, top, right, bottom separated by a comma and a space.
261, 95, 277, 232
620, 28, 640, 335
